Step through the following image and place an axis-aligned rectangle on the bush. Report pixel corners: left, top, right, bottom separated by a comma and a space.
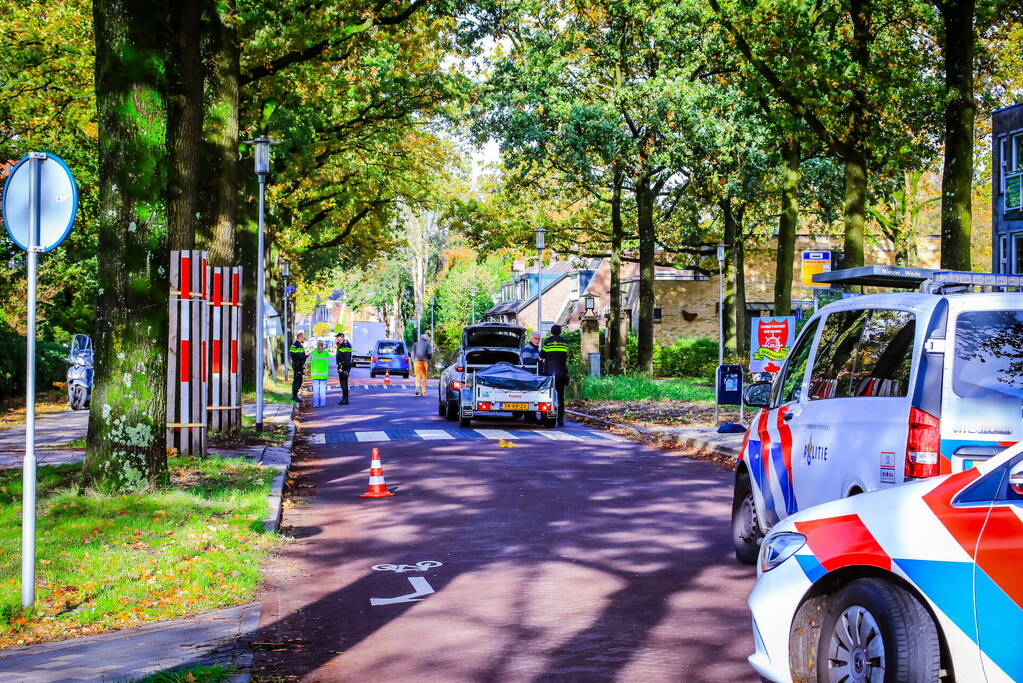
577, 375, 715, 403
654, 337, 718, 380
0, 322, 67, 401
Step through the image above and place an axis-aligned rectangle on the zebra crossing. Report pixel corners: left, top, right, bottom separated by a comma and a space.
304, 427, 628, 445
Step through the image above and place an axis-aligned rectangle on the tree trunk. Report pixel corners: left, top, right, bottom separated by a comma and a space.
607, 169, 624, 375
635, 175, 656, 376
200, 0, 240, 266
85, 0, 180, 490
774, 137, 799, 315
842, 0, 870, 269
938, 0, 974, 271
842, 154, 867, 268
166, 0, 203, 251
237, 190, 257, 392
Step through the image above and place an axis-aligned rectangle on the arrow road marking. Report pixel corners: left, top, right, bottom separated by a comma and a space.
370, 576, 435, 606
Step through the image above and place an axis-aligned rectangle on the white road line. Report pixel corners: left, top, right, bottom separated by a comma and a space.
474, 429, 516, 439
591, 432, 627, 442
355, 431, 391, 442
308, 433, 326, 444
533, 430, 582, 441
415, 429, 455, 440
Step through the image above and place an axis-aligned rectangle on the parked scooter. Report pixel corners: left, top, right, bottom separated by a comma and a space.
66, 333, 93, 411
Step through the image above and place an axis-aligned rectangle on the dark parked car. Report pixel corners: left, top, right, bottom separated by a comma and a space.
437, 323, 524, 421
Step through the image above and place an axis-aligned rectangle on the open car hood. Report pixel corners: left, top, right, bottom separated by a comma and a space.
474, 362, 553, 391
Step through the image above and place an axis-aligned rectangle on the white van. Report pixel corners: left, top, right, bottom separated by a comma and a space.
732, 269, 1023, 563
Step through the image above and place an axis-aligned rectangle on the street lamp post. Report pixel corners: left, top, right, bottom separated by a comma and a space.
716, 243, 725, 425
281, 259, 290, 381
535, 227, 547, 336
242, 136, 280, 433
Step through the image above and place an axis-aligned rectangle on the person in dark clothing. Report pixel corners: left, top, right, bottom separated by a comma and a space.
521, 331, 541, 370
335, 332, 353, 405
539, 324, 570, 426
289, 332, 308, 403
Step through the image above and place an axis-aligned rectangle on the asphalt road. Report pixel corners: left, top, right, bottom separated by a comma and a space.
252, 367, 757, 682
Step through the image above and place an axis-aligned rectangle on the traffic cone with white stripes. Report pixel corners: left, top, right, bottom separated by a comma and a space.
360, 447, 396, 498
384, 370, 391, 386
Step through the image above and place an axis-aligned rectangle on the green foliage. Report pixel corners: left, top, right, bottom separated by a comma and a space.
577, 375, 715, 403
653, 338, 718, 380
140, 665, 238, 683
0, 322, 69, 401
432, 251, 511, 351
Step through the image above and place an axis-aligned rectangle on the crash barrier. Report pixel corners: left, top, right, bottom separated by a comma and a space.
167, 250, 209, 457
207, 264, 243, 434
166, 250, 244, 456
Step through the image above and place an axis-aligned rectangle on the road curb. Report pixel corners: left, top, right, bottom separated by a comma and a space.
566, 408, 740, 460
262, 419, 296, 534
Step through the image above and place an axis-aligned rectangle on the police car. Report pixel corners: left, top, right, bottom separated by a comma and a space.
748, 440, 1023, 682
733, 267, 1023, 564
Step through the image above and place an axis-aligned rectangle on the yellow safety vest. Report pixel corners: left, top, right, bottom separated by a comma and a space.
309, 349, 331, 380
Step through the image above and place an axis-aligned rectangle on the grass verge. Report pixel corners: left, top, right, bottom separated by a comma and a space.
575, 375, 715, 403
0, 457, 278, 650
139, 664, 238, 683
242, 375, 294, 407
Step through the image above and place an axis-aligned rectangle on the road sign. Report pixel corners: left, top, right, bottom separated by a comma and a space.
801, 250, 831, 289
2, 152, 78, 610
285, 285, 297, 294
2, 153, 78, 252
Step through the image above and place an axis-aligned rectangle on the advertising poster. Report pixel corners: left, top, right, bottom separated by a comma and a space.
801, 250, 831, 288
749, 316, 797, 373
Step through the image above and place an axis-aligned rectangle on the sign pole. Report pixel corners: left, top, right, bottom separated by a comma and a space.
255, 174, 265, 433
22, 152, 45, 608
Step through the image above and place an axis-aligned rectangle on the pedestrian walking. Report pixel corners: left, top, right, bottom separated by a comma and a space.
540, 324, 570, 427
411, 333, 432, 396
289, 332, 309, 403
521, 331, 541, 370
309, 340, 331, 407
335, 332, 352, 405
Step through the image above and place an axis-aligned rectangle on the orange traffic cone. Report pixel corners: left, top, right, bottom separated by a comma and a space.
384, 370, 391, 386
360, 448, 395, 498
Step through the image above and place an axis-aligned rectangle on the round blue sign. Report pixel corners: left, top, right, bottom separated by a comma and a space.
2, 153, 78, 252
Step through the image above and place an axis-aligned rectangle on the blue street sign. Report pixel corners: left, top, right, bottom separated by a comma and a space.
2, 153, 78, 252
285, 285, 297, 294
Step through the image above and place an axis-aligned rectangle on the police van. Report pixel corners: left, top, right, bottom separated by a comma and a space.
732, 266, 1023, 563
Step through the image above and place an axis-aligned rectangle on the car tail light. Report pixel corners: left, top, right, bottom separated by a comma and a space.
538, 402, 552, 413
477, 402, 491, 411
451, 381, 462, 390
455, 365, 464, 372
372, 356, 377, 364
905, 407, 941, 479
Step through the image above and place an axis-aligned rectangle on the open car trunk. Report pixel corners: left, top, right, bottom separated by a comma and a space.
466, 349, 521, 367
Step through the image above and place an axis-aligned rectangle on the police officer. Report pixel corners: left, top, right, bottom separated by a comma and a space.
289, 332, 309, 403
540, 324, 570, 426
335, 332, 352, 405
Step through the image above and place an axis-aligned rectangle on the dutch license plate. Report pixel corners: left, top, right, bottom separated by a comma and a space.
502, 402, 528, 410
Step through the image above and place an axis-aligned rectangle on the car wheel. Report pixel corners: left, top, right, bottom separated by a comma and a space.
369, 371, 376, 378
438, 400, 446, 417
731, 473, 762, 565
402, 372, 409, 379
792, 578, 941, 683
445, 400, 458, 421
459, 416, 471, 428
542, 415, 558, 428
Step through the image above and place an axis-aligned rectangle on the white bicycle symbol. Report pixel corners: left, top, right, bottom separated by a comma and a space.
372, 560, 443, 573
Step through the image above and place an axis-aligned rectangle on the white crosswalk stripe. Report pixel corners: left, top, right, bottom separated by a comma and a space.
355, 431, 390, 442
415, 429, 455, 440
474, 429, 516, 440
590, 432, 627, 442
532, 430, 582, 441
308, 433, 326, 444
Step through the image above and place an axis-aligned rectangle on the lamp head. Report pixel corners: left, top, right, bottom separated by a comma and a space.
535, 226, 547, 251
242, 137, 281, 175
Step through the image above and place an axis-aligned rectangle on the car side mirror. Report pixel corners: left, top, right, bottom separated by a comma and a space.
743, 381, 772, 409
1009, 461, 1023, 497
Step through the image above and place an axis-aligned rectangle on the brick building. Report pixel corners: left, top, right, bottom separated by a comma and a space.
992, 102, 1023, 272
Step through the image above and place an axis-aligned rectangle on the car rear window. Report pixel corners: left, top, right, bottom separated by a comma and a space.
376, 342, 405, 355
464, 328, 522, 348
954, 310, 1023, 400
808, 309, 915, 400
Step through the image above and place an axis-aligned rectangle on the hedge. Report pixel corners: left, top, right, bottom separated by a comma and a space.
0, 322, 67, 401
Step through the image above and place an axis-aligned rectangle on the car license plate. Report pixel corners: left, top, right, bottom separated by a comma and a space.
502, 402, 528, 410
